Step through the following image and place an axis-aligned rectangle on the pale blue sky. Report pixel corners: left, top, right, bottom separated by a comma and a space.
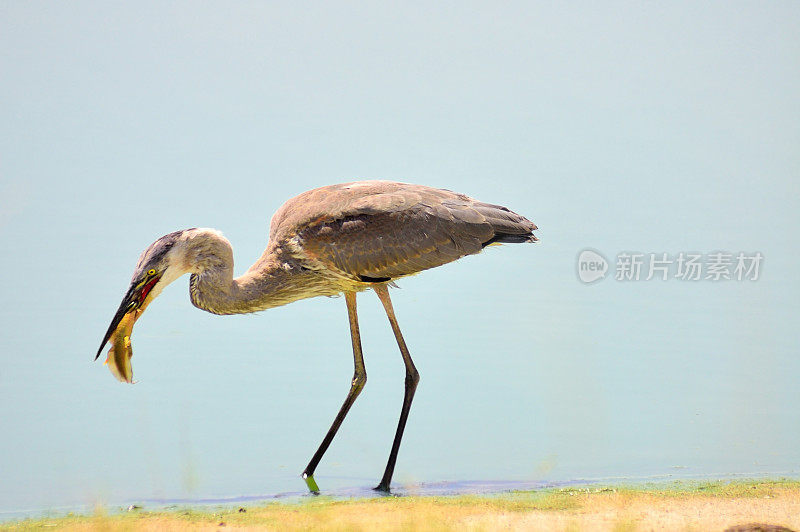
1, 1, 798, 516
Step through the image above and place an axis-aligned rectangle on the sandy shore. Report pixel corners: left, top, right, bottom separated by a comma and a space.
3, 480, 799, 531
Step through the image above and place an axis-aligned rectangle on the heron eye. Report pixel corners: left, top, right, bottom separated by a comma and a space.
147, 269, 156, 277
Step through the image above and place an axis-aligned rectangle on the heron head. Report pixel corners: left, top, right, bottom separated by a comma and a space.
95, 229, 196, 382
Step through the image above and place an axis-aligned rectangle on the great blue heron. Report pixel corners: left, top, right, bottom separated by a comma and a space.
96, 180, 537, 493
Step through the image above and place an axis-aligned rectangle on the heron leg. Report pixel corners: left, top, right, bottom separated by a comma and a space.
302, 291, 366, 493
373, 284, 420, 493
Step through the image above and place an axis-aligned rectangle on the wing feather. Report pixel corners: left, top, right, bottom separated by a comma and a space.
270, 181, 536, 280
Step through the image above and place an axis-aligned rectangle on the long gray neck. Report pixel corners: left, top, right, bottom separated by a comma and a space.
183, 232, 338, 315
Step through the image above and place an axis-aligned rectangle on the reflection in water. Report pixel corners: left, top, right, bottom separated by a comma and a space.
148, 479, 559, 504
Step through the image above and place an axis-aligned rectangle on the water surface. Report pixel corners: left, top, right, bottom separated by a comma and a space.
1, 1, 798, 520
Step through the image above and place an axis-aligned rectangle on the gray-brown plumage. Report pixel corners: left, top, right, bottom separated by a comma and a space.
279, 181, 536, 282
96, 180, 537, 493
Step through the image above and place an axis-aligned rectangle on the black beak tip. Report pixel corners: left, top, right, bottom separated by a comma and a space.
96, 325, 115, 361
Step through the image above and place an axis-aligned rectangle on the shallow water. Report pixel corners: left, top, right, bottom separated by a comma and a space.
0, 480, 562, 522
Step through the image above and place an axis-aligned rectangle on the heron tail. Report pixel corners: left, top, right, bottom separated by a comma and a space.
482, 232, 538, 247
470, 201, 538, 247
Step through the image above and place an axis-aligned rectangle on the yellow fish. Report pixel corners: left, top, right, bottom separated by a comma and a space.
96, 272, 159, 383
104, 310, 140, 383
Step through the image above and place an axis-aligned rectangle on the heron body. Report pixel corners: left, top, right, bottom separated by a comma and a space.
97, 180, 537, 493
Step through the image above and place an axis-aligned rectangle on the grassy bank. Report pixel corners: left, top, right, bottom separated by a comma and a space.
4, 479, 799, 531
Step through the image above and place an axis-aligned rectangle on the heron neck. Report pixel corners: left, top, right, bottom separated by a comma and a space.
188, 246, 339, 315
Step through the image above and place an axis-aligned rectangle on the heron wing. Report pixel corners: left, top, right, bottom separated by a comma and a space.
279, 182, 536, 280
269, 181, 423, 242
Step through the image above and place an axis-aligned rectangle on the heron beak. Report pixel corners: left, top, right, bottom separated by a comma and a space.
95, 275, 161, 383
95, 283, 138, 361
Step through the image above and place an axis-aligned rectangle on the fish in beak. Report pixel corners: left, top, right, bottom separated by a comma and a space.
95, 272, 162, 383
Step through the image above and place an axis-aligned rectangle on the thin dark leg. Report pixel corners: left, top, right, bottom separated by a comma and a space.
302, 291, 366, 493
373, 284, 420, 493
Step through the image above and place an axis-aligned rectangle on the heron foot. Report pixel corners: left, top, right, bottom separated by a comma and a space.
373, 483, 392, 494
302, 472, 320, 494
